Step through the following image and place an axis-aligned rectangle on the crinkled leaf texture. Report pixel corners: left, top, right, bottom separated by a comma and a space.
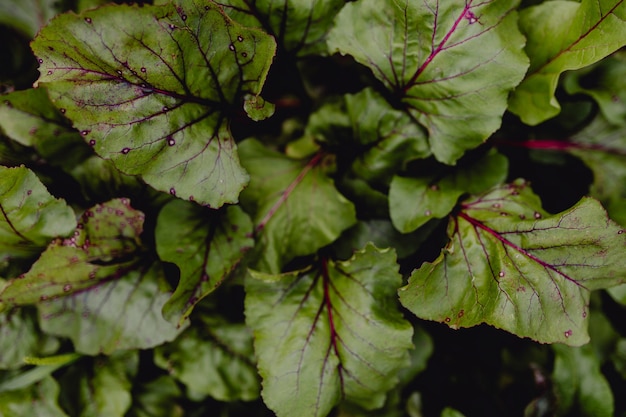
245, 244, 413, 417
327, 0, 528, 164
509, 0, 626, 125
399, 180, 626, 346
31, 0, 277, 207
156, 199, 254, 326
0, 199, 183, 354
217, 0, 346, 56
0, 166, 76, 268
238, 138, 356, 273
389, 149, 508, 233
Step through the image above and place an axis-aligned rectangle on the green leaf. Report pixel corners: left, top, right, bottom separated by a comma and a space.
399, 180, 626, 345
217, 0, 346, 56
389, 150, 508, 233
126, 376, 183, 417
564, 51, 626, 127
0, 0, 63, 38
38, 262, 182, 355
0, 375, 68, 417
245, 244, 413, 417
155, 200, 254, 326
327, 0, 528, 164
552, 344, 614, 417
568, 115, 626, 226
0, 166, 76, 267
0, 308, 59, 370
31, 0, 277, 207
308, 88, 430, 185
239, 138, 356, 273
58, 352, 138, 417
154, 314, 260, 402
509, 0, 626, 125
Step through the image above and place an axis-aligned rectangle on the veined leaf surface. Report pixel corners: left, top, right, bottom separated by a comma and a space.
327, 0, 528, 164
245, 244, 413, 417
31, 0, 276, 207
399, 180, 626, 345
509, 0, 626, 125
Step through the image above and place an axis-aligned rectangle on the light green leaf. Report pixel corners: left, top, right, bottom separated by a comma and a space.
156, 200, 254, 326
509, 0, 626, 125
217, 0, 346, 56
328, 0, 528, 164
239, 138, 356, 273
58, 352, 138, 417
245, 244, 413, 417
154, 315, 259, 402
552, 344, 614, 417
0, 375, 68, 417
568, 115, 626, 226
31, 0, 277, 207
0, 166, 76, 268
389, 150, 508, 233
399, 180, 626, 345
0, 308, 59, 370
441, 408, 466, 417
0, 0, 63, 38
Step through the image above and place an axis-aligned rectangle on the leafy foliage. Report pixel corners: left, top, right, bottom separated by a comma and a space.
1, 0, 626, 416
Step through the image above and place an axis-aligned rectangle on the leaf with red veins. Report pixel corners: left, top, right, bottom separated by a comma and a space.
238, 139, 356, 273
31, 0, 276, 208
155, 199, 254, 326
245, 244, 413, 417
327, 0, 528, 164
399, 180, 626, 346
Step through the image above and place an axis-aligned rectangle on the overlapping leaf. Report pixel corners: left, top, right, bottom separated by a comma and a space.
238, 138, 356, 273
245, 244, 413, 417
0, 199, 182, 354
509, 0, 626, 125
327, 0, 528, 164
154, 315, 259, 402
0, 0, 62, 38
155, 199, 254, 326
0, 166, 76, 269
31, 0, 277, 207
217, 0, 345, 56
0, 376, 68, 417
389, 149, 508, 233
399, 180, 626, 345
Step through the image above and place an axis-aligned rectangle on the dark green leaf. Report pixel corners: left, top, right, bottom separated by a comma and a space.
399, 180, 626, 345
217, 0, 346, 56
245, 244, 413, 417
154, 315, 260, 402
126, 376, 183, 417
509, 0, 626, 125
239, 138, 356, 273
155, 200, 254, 326
390, 150, 508, 232
328, 0, 528, 164
31, 0, 277, 207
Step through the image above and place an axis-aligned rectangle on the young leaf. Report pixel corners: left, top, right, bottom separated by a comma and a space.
217, 0, 346, 56
154, 315, 260, 402
399, 180, 626, 346
155, 199, 254, 326
238, 138, 356, 273
509, 0, 626, 125
0, 166, 76, 266
552, 344, 614, 417
389, 149, 508, 233
0, 375, 68, 417
245, 244, 413, 417
327, 0, 528, 164
31, 0, 277, 207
